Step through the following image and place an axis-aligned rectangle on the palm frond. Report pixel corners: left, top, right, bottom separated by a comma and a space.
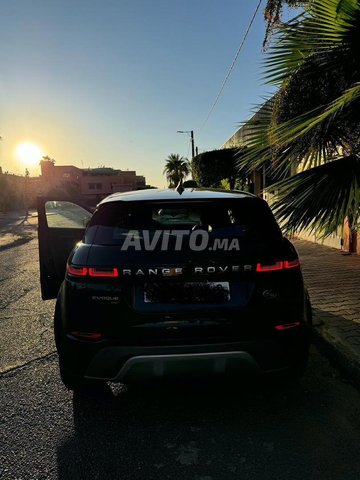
269, 83, 360, 171
238, 83, 360, 177
270, 155, 360, 235
264, 0, 360, 85
236, 99, 275, 173
275, 83, 360, 141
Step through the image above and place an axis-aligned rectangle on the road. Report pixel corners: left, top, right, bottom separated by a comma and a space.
1, 235, 360, 479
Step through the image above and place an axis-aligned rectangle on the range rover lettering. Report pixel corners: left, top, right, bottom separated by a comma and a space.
37, 188, 312, 390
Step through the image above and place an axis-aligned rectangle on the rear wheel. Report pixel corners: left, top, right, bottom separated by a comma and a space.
58, 357, 106, 391
275, 338, 310, 383
270, 339, 310, 383
54, 300, 105, 392
288, 347, 309, 379
287, 298, 312, 380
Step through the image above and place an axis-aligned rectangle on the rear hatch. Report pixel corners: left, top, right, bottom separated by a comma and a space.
69, 198, 300, 342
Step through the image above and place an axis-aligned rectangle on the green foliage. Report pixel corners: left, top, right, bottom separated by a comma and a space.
163, 154, 190, 188
191, 148, 246, 190
239, 0, 360, 236
220, 179, 231, 190
183, 180, 198, 188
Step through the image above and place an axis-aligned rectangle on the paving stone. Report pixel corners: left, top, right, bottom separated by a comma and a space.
294, 239, 360, 379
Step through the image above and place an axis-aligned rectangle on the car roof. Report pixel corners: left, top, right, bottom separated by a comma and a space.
98, 188, 258, 205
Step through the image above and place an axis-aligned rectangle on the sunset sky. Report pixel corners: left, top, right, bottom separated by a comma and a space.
0, 0, 293, 187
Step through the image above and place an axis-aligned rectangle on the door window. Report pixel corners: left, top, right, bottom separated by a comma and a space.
45, 201, 91, 228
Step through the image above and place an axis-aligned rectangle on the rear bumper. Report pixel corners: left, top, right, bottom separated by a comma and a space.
86, 351, 262, 382
60, 333, 309, 381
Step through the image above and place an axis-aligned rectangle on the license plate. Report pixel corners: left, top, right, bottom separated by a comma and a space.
144, 282, 230, 303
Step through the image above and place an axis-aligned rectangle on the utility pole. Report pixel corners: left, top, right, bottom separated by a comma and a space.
190, 130, 195, 160
19, 168, 30, 226
177, 130, 196, 159
24, 168, 29, 220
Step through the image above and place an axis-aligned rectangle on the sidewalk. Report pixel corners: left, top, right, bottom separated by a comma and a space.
294, 239, 360, 383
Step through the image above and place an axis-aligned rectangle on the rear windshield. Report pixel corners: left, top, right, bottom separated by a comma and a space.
85, 200, 281, 246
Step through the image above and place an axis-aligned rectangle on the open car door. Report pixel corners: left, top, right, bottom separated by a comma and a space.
37, 197, 92, 300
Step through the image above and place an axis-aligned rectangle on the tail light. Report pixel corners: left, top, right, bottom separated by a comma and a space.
256, 261, 283, 272
284, 259, 300, 269
67, 264, 118, 277
89, 267, 119, 277
256, 258, 300, 272
67, 265, 88, 276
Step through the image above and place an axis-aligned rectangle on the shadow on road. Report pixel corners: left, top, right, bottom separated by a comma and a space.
56, 358, 360, 480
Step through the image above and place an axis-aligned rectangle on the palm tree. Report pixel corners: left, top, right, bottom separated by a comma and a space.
163, 154, 190, 188
239, 0, 360, 251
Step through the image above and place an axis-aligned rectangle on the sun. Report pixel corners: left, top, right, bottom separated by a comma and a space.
16, 142, 44, 166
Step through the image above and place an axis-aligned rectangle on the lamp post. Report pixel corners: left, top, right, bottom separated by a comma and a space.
177, 130, 195, 159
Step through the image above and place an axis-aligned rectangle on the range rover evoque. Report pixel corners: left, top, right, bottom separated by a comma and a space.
37, 188, 312, 390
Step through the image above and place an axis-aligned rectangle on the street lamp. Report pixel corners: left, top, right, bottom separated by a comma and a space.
177, 130, 195, 159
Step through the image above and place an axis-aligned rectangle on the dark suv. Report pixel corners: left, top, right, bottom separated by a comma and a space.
38, 188, 312, 390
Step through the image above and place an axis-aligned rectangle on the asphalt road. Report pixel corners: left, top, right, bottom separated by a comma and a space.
1, 236, 360, 480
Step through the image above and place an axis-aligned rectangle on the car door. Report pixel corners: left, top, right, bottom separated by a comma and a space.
37, 197, 93, 300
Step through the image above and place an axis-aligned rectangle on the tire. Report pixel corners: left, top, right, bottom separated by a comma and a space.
288, 297, 312, 379
282, 344, 309, 382
289, 349, 309, 379
58, 355, 105, 391
269, 342, 309, 384
54, 300, 105, 392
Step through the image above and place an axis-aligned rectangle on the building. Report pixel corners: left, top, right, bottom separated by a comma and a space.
221, 102, 271, 196
40, 161, 146, 206
0, 161, 147, 211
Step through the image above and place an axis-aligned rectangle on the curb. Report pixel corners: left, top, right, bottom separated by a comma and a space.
312, 325, 360, 390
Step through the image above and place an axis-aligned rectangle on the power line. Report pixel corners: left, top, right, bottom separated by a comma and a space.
199, 0, 263, 133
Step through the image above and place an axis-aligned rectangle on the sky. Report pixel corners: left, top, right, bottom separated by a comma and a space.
0, 0, 293, 187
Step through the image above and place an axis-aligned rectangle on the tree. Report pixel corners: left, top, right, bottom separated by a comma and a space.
191, 148, 247, 190
163, 154, 190, 188
263, 0, 310, 47
239, 0, 360, 251
41, 155, 55, 164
